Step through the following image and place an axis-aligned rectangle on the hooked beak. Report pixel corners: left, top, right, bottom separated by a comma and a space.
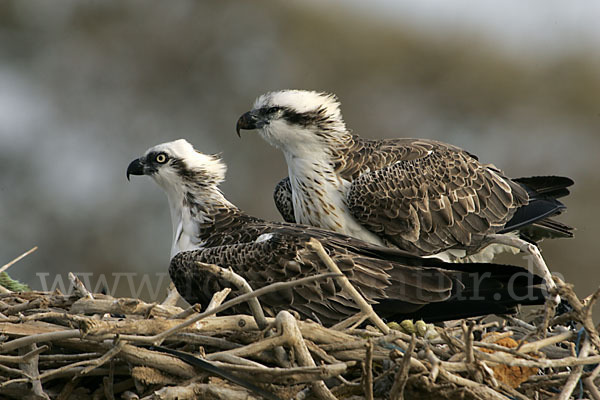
236, 111, 264, 137
126, 158, 145, 181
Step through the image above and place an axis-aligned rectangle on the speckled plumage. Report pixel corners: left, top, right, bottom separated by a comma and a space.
128, 140, 546, 325
273, 177, 295, 223
239, 90, 573, 262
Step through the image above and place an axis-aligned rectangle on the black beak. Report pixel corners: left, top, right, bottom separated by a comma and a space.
236, 111, 261, 138
126, 158, 145, 181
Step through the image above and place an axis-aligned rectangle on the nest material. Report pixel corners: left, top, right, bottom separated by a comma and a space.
0, 242, 599, 400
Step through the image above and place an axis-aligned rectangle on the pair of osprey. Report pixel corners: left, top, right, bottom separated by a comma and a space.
127, 90, 573, 326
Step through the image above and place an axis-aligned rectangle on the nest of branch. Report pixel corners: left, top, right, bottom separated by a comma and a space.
0, 244, 599, 399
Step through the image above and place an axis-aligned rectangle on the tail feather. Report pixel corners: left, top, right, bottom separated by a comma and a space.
501, 175, 574, 237
520, 218, 574, 241
513, 176, 574, 199
374, 260, 546, 323
380, 287, 546, 323
501, 198, 566, 234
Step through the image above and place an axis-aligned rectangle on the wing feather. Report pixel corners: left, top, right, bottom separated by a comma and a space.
168, 222, 463, 325
345, 139, 528, 255
273, 177, 296, 223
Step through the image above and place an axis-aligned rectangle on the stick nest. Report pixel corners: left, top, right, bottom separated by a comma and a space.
0, 256, 599, 399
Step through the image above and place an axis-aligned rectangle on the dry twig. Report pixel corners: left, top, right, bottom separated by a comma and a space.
307, 238, 390, 335
0, 266, 598, 399
0, 247, 38, 275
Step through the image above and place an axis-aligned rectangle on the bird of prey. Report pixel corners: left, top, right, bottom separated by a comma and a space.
127, 139, 545, 326
236, 90, 573, 297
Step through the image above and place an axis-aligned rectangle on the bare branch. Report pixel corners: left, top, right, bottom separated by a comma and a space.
0, 329, 81, 353
205, 288, 232, 312
390, 334, 416, 400
361, 339, 373, 400
150, 271, 339, 345
68, 272, 94, 300
0, 247, 38, 274
161, 282, 181, 307
194, 262, 267, 329
557, 336, 592, 400
306, 238, 390, 334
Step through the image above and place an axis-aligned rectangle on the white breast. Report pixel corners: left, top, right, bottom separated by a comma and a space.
286, 154, 384, 246
168, 199, 209, 258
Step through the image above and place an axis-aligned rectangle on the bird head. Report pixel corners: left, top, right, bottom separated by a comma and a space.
236, 90, 348, 153
127, 140, 231, 257
127, 139, 226, 194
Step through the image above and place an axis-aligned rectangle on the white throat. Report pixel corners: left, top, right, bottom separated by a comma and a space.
159, 182, 231, 258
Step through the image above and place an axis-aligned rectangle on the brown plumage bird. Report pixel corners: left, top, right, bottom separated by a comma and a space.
127, 139, 545, 326
236, 90, 573, 299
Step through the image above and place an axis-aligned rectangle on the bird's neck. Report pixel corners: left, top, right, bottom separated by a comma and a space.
282, 131, 356, 182
283, 144, 349, 227
165, 185, 241, 257
282, 134, 385, 244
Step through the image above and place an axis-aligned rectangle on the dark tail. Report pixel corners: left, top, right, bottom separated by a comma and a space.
512, 176, 573, 199
375, 261, 546, 323
500, 176, 574, 240
389, 286, 546, 322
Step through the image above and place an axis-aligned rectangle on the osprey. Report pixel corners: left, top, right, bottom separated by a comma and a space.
127, 139, 545, 325
236, 90, 573, 297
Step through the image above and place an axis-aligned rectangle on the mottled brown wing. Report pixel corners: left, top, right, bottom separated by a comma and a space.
334, 137, 477, 180
346, 143, 529, 255
169, 228, 454, 326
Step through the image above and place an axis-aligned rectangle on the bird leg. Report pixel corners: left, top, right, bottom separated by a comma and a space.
482, 234, 560, 305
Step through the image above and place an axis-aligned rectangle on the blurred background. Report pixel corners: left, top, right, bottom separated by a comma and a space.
1, 1, 598, 305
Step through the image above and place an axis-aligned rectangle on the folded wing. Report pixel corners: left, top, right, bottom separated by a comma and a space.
346, 141, 528, 255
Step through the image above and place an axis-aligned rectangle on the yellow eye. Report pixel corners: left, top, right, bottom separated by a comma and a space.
156, 153, 168, 164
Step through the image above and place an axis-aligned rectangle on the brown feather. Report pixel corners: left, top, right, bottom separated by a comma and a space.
343, 138, 527, 255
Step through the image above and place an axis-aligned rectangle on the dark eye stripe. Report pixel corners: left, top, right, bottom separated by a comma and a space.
281, 106, 329, 127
